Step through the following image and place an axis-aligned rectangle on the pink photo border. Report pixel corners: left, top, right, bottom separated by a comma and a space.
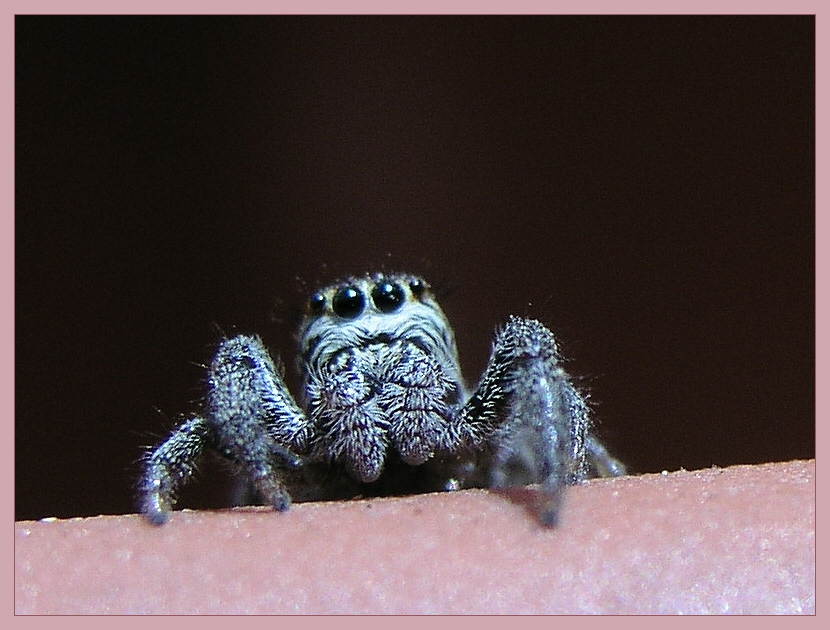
7, 1, 821, 621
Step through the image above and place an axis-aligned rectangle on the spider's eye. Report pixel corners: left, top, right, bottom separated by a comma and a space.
371, 281, 405, 313
409, 278, 426, 299
308, 292, 327, 315
332, 285, 365, 319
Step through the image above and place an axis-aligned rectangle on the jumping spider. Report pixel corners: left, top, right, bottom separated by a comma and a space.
140, 272, 624, 526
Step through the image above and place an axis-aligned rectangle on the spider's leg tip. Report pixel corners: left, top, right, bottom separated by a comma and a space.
539, 507, 560, 528
273, 494, 292, 513
141, 490, 172, 526
537, 485, 565, 527
145, 507, 170, 526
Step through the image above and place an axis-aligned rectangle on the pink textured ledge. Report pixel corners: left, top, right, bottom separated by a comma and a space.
15, 460, 814, 614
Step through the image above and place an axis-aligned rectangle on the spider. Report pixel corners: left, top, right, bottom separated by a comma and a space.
140, 272, 624, 527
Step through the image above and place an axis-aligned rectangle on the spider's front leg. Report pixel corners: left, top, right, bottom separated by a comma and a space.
140, 335, 310, 525
458, 316, 596, 526
140, 415, 214, 525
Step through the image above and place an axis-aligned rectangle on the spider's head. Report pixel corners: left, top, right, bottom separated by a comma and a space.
298, 273, 460, 376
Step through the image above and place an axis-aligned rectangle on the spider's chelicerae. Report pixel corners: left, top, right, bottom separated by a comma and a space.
140, 272, 624, 526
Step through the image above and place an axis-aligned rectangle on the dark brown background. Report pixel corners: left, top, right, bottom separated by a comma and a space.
15, 16, 814, 521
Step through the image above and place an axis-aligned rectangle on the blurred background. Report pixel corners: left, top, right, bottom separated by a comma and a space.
16, 16, 814, 521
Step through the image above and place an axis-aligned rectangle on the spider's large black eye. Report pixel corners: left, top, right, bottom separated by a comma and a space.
332, 285, 365, 319
372, 281, 405, 313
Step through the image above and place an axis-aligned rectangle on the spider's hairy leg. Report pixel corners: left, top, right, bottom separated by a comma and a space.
207, 335, 310, 513
460, 316, 590, 527
586, 435, 627, 477
140, 416, 214, 525
140, 335, 310, 525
